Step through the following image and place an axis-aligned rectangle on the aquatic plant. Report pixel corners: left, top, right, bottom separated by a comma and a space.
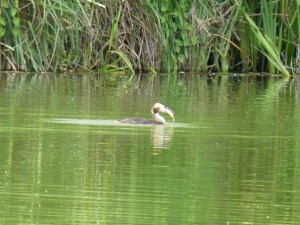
0, 0, 299, 76
233, 0, 290, 76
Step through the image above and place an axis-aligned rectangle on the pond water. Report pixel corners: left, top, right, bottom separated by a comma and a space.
0, 73, 300, 224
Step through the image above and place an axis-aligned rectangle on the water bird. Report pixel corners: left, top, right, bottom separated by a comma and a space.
117, 103, 174, 124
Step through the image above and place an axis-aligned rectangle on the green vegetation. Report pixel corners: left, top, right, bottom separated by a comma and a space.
0, 0, 300, 76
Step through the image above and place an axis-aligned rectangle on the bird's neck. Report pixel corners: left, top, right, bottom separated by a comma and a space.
152, 112, 166, 124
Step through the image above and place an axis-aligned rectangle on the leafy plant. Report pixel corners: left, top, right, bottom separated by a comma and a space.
0, 0, 299, 76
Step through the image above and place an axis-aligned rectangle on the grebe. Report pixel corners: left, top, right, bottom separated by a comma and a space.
117, 103, 174, 124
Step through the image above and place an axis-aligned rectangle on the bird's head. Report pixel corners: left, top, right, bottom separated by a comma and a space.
151, 103, 175, 123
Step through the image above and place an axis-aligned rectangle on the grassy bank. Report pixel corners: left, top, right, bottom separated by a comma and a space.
0, 0, 300, 76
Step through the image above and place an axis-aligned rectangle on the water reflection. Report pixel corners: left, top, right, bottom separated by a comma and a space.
151, 125, 174, 152
1, 73, 300, 225
50, 118, 176, 152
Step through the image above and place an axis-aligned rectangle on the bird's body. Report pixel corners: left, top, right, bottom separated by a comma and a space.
116, 118, 161, 124
116, 103, 174, 125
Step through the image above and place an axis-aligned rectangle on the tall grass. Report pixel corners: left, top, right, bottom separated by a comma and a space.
0, 0, 300, 76
233, 0, 290, 76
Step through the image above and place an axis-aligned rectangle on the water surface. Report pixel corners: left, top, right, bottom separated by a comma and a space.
0, 73, 300, 224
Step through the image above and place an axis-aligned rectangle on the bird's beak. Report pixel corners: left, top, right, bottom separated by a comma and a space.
165, 108, 175, 122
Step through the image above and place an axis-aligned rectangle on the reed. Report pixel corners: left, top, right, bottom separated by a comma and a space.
0, 0, 299, 76
234, 0, 290, 76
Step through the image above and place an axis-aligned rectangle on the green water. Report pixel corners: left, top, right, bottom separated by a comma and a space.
0, 73, 300, 224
